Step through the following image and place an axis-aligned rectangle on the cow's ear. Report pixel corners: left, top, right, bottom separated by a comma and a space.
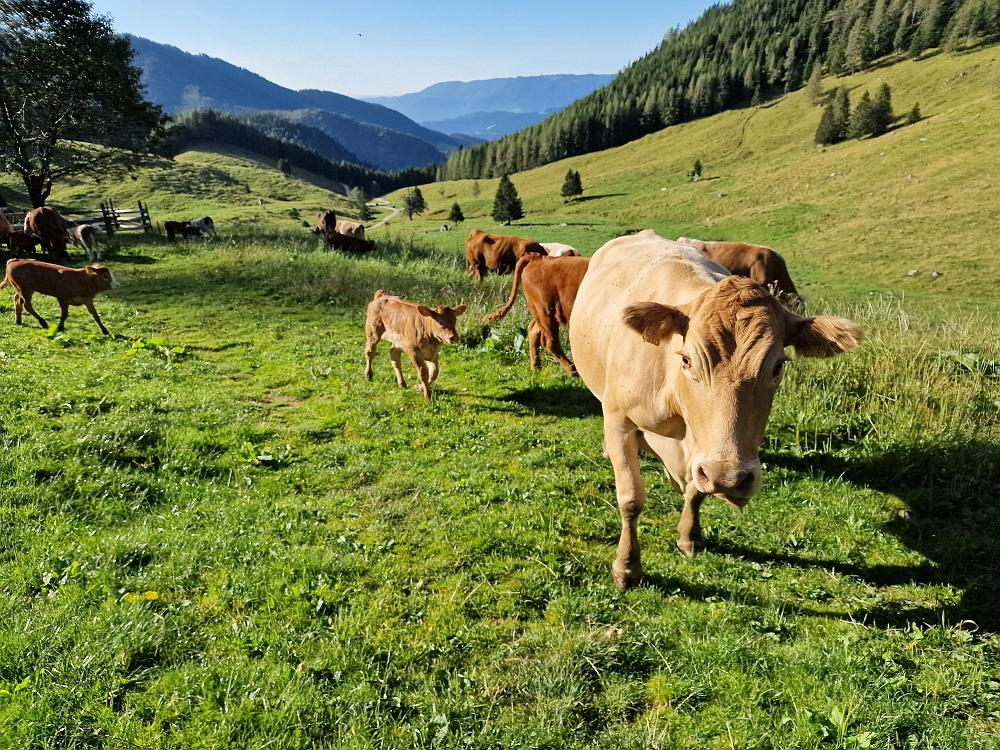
417, 305, 433, 317
786, 314, 863, 357
85, 265, 97, 275
452, 304, 467, 317
623, 303, 687, 345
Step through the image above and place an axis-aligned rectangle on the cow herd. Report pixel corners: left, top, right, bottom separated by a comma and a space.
363, 226, 862, 587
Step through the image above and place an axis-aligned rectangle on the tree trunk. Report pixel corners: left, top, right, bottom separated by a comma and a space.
25, 173, 51, 208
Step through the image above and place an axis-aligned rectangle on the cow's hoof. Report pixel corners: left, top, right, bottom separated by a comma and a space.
612, 559, 643, 590
676, 539, 703, 558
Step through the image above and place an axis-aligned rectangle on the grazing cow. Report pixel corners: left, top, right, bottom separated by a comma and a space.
24, 207, 70, 261
188, 217, 216, 236
70, 224, 102, 261
484, 254, 590, 377
676, 237, 804, 309
570, 231, 862, 589
465, 229, 546, 282
325, 231, 375, 253
164, 221, 202, 241
540, 242, 580, 257
314, 210, 337, 235
6, 232, 42, 257
0, 213, 11, 243
335, 220, 365, 239
364, 289, 467, 401
0, 258, 120, 335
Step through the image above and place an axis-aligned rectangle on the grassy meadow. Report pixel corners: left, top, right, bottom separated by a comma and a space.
1, 44, 1000, 749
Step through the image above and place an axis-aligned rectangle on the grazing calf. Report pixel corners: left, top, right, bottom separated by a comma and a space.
188, 217, 216, 236
7, 232, 42, 257
335, 220, 365, 238
0, 258, 120, 335
571, 231, 861, 588
540, 242, 580, 257
164, 221, 201, 241
676, 237, 804, 309
325, 231, 375, 253
364, 290, 467, 401
25, 207, 70, 261
484, 254, 590, 377
465, 229, 546, 282
70, 224, 102, 261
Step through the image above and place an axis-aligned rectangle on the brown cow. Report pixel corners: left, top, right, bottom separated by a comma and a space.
24, 207, 70, 261
484, 254, 590, 377
6, 232, 42, 257
364, 290, 467, 401
314, 210, 337, 235
570, 231, 862, 589
164, 221, 202, 241
325, 231, 375, 253
465, 229, 546, 282
1, 258, 120, 335
676, 237, 804, 309
335, 220, 365, 238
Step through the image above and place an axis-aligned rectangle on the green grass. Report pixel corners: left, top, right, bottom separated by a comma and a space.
1, 44, 1000, 748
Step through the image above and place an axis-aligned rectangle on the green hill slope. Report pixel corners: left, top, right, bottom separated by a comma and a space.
385, 44, 1000, 311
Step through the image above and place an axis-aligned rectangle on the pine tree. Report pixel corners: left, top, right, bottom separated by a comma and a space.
806, 63, 824, 104
844, 17, 871, 74
833, 87, 852, 140
471, 180, 481, 198
492, 175, 524, 225
907, 102, 922, 124
870, 82, 894, 136
815, 101, 840, 144
351, 187, 373, 222
561, 169, 583, 201
278, 158, 292, 176
448, 202, 465, 224
403, 187, 427, 220
848, 90, 875, 138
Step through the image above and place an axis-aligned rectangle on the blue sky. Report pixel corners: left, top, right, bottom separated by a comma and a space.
92, 0, 719, 97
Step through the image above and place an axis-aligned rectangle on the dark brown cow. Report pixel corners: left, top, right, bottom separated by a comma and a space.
484, 254, 590, 377
364, 289, 467, 401
325, 231, 375, 253
677, 238, 804, 309
24, 207, 70, 261
164, 221, 202, 241
314, 210, 337, 235
0, 258, 120, 334
465, 229, 546, 282
6, 232, 42, 257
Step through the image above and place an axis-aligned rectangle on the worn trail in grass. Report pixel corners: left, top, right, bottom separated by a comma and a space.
0, 231, 998, 748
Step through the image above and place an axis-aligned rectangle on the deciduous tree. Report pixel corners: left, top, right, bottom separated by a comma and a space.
403, 187, 426, 220
0, 0, 165, 207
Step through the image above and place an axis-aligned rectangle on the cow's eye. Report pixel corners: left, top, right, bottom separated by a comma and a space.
681, 354, 692, 370
773, 360, 785, 379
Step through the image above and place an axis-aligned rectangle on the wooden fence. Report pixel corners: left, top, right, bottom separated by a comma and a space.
0, 200, 154, 236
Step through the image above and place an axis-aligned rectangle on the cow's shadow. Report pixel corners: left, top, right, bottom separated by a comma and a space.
498, 383, 602, 419
736, 437, 1000, 630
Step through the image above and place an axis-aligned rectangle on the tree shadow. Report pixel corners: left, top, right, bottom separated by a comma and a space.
103, 253, 156, 265
570, 194, 628, 203
497, 384, 602, 419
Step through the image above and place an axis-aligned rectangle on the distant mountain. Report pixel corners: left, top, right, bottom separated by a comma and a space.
237, 112, 367, 166
367, 74, 614, 124
127, 35, 467, 157
255, 110, 448, 172
421, 110, 559, 140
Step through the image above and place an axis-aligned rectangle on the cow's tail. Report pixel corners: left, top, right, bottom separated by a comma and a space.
483, 254, 538, 323
0, 263, 11, 290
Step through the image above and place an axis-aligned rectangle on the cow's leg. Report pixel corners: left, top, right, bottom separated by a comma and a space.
19, 293, 47, 329
526, 319, 542, 370
542, 321, 578, 378
604, 413, 646, 589
426, 354, 440, 384
364, 333, 380, 380
406, 349, 432, 400
13, 294, 24, 325
83, 300, 109, 336
56, 300, 70, 332
677, 482, 707, 557
389, 346, 407, 389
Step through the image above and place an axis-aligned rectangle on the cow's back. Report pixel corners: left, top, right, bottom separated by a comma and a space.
570, 230, 728, 401
523, 255, 590, 325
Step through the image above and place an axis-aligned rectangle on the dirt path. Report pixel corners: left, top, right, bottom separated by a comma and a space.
368, 198, 401, 230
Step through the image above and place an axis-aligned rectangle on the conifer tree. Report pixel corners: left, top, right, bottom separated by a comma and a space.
448, 202, 464, 224
848, 90, 875, 139
351, 187, 373, 221
833, 87, 852, 140
870, 83, 894, 136
278, 158, 291, 176
471, 180, 481, 198
907, 102, 922, 124
492, 175, 524, 225
561, 169, 583, 201
806, 63, 824, 104
403, 187, 427, 220
815, 101, 840, 144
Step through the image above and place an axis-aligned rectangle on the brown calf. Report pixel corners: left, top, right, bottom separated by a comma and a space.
1, 259, 120, 335
364, 290, 467, 401
6, 232, 42, 257
465, 229, 546, 282
164, 221, 201, 241
314, 210, 337, 235
676, 238, 804, 309
484, 254, 590, 377
326, 231, 375, 253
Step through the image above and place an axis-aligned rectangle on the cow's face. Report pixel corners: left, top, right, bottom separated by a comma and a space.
624, 276, 861, 507
87, 265, 120, 290
417, 304, 468, 344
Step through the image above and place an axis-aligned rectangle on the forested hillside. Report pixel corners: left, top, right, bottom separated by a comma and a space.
166, 110, 435, 195
439, 0, 1000, 179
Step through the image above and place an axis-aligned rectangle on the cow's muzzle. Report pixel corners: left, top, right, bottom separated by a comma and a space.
692, 458, 761, 507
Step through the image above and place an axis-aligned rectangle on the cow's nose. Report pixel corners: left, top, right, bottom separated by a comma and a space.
693, 458, 760, 502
